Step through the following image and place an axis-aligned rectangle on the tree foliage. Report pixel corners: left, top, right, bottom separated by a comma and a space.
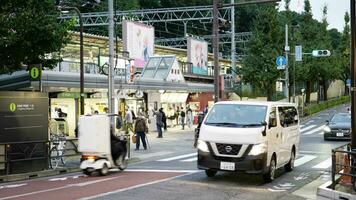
242, 4, 283, 101
0, 0, 73, 74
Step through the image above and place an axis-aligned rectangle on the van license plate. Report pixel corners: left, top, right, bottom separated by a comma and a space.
220, 162, 235, 171
337, 132, 344, 137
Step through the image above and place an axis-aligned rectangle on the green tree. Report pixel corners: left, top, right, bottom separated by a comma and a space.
338, 12, 351, 95
0, 0, 72, 74
296, 0, 321, 103
242, 4, 283, 101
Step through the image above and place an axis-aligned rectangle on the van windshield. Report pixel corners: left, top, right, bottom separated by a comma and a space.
204, 104, 267, 127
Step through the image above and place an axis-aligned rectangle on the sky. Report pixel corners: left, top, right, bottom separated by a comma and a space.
279, 0, 350, 31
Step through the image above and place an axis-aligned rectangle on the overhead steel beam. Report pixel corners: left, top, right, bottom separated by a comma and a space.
59, 5, 231, 27
155, 32, 252, 47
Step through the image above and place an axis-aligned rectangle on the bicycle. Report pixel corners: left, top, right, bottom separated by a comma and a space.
49, 133, 67, 169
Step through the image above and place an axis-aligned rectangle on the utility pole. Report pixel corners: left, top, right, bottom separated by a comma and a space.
231, 0, 236, 79
108, 0, 115, 125
285, 24, 290, 102
213, 0, 220, 102
350, 0, 356, 150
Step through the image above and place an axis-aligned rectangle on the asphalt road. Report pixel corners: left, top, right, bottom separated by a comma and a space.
0, 104, 351, 200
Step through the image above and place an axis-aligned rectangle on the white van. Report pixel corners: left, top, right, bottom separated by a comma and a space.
197, 101, 300, 182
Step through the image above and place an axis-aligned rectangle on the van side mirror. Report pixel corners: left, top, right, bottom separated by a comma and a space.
326, 120, 329, 125
261, 121, 267, 136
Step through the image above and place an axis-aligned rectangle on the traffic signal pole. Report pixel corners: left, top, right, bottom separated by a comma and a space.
350, 0, 356, 150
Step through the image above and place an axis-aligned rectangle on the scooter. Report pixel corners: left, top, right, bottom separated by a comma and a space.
78, 114, 128, 176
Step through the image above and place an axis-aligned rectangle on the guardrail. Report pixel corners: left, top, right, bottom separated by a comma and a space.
331, 143, 356, 191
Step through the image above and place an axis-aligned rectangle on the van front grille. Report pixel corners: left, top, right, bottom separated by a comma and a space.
216, 143, 242, 155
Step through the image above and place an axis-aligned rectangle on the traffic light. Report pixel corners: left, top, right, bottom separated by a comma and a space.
312, 50, 331, 57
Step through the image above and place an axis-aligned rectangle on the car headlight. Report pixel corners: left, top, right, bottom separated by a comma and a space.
249, 143, 267, 156
323, 126, 331, 133
197, 140, 209, 152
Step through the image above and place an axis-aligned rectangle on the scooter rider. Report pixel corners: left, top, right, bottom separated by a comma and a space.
110, 132, 127, 164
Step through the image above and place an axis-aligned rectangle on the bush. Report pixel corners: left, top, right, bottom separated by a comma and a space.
303, 96, 350, 117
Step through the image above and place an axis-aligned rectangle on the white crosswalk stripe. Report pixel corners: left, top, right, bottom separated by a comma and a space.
157, 153, 197, 162
294, 155, 317, 167
300, 125, 317, 133
312, 158, 332, 169
302, 125, 325, 135
181, 157, 198, 162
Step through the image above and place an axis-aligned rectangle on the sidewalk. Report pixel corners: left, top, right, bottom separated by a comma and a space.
0, 126, 197, 183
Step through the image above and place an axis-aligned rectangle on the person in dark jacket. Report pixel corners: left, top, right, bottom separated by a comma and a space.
180, 107, 186, 130
134, 113, 148, 150
160, 108, 167, 131
110, 133, 127, 164
155, 109, 163, 138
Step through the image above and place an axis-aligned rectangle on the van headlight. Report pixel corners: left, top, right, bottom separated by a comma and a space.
323, 126, 331, 133
249, 143, 267, 156
197, 140, 209, 152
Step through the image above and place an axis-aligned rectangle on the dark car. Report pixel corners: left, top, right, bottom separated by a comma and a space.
323, 113, 351, 140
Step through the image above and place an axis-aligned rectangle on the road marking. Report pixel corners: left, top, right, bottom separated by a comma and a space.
312, 158, 332, 169
79, 171, 199, 200
299, 150, 329, 155
0, 184, 27, 190
181, 157, 197, 162
157, 153, 197, 162
295, 155, 317, 167
300, 125, 317, 133
135, 151, 173, 159
0, 176, 121, 200
302, 125, 325, 135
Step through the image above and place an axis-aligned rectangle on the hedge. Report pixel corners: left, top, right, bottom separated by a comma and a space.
303, 96, 351, 117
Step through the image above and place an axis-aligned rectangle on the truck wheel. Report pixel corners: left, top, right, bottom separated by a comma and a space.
284, 149, 295, 172
99, 163, 109, 176
263, 156, 276, 183
205, 169, 217, 177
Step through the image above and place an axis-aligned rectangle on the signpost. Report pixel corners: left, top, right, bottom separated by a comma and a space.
276, 56, 286, 70
295, 45, 302, 62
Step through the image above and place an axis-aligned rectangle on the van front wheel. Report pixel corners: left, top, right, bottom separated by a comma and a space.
263, 156, 276, 183
205, 169, 217, 177
284, 150, 295, 172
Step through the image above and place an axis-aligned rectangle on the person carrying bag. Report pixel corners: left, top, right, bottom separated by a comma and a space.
134, 112, 148, 150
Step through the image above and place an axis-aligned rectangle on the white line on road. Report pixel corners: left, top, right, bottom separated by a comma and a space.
157, 153, 197, 162
0, 176, 121, 200
312, 158, 332, 169
300, 125, 317, 133
294, 155, 317, 167
79, 171, 199, 200
125, 169, 201, 173
181, 157, 198, 162
302, 125, 325, 135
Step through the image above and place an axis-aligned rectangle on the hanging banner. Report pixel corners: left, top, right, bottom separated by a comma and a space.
187, 37, 208, 75
123, 20, 155, 69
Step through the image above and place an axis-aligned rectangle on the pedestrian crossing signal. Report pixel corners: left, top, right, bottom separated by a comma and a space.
312, 50, 331, 57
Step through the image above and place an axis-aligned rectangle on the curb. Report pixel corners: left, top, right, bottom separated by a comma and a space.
317, 181, 356, 200
0, 157, 141, 183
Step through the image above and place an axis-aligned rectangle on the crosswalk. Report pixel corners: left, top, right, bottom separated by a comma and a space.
156, 152, 332, 170
300, 123, 326, 136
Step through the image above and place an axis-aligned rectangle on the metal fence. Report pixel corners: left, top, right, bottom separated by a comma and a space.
331, 143, 356, 190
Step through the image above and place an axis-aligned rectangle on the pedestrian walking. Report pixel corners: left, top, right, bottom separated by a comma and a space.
125, 108, 134, 134
180, 107, 186, 130
186, 106, 193, 129
155, 109, 163, 138
134, 112, 148, 150
203, 105, 209, 116
175, 107, 180, 126
161, 108, 167, 131
116, 111, 123, 130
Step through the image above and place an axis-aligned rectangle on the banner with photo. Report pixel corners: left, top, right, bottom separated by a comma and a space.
187, 37, 208, 75
123, 20, 155, 69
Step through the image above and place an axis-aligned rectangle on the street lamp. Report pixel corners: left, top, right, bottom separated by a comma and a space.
59, 6, 84, 115
212, 0, 281, 103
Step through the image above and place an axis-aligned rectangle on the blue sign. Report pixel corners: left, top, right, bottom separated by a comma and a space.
276, 56, 287, 66
347, 79, 351, 86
